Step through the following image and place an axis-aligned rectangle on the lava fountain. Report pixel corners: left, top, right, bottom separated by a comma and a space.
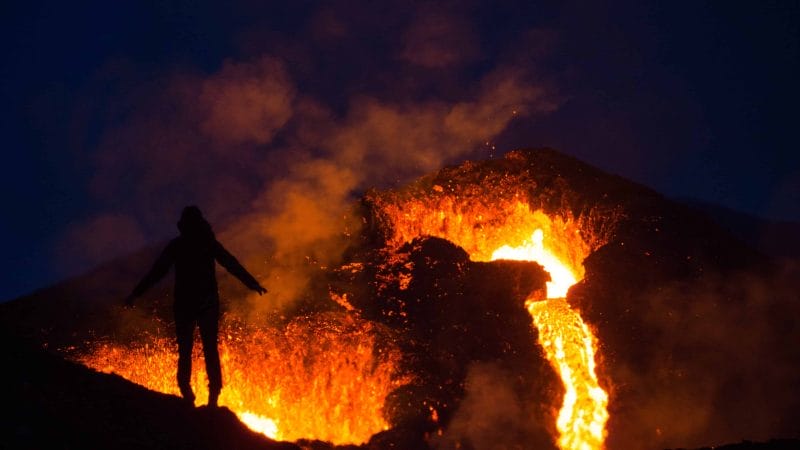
79, 312, 411, 445
372, 188, 610, 450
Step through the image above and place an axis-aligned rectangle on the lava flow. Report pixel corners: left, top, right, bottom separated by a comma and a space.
377, 193, 609, 450
490, 230, 608, 450
78, 313, 410, 445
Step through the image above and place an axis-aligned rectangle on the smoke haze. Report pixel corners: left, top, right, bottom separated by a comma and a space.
57, 4, 560, 313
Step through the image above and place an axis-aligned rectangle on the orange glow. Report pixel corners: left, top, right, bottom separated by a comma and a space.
491, 229, 578, 298
377, 194, 608, 450
78, 313, 410, 445
238, 412, 279, 440
488, 225, 608, 450
79, 186, 609, 448
526, 298, 608, 450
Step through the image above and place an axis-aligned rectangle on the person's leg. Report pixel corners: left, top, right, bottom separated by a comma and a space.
175, 314, 196, 405
198, 305, 221, 407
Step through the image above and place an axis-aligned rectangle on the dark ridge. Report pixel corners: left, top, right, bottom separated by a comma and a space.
0, 242, 165, 345
678, 198, 800, 259
1, 329, 298, 450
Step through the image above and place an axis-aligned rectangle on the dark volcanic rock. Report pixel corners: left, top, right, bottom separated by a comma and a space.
681, 199, 800, 260
333, 235, 559, 449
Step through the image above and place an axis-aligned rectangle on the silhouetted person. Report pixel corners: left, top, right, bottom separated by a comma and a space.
125, 205, 267, 407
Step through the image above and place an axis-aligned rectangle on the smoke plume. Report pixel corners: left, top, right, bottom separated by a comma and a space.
60, 5, 561, 315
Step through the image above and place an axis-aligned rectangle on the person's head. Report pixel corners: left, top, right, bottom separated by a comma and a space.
177, 205, 214, 240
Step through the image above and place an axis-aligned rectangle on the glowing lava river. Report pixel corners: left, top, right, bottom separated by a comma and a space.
490, 228, 609, 450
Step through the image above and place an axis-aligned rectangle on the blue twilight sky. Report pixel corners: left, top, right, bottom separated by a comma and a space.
1, 1, 798, 301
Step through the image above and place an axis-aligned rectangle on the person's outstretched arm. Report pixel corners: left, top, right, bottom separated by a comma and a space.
125, 241, 176, 306
213, 240, 267, 294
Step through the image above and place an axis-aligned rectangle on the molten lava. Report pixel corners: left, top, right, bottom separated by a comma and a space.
526, 298, 608, 450
488, 227, 609, 450
491, 229, 578, 298
79, 313, 410, 445
376, 193, 609, 450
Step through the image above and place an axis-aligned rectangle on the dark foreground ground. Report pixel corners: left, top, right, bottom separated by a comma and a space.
2, 326, 797, 450
1, 329, 301, 450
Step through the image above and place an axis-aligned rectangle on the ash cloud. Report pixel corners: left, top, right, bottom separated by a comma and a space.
59, 2, 561, 315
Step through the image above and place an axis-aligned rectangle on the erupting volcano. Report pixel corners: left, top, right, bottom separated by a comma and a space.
3, 149, 799, 450
79, 188, 608, 448
368, 177, 609, 448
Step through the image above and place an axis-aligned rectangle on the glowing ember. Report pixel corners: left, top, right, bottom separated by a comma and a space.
78, 313, 410, 445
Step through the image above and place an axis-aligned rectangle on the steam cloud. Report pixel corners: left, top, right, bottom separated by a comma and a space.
199, 56, 295, 146
61, 4, 560, 317
228, 64, 555, 316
